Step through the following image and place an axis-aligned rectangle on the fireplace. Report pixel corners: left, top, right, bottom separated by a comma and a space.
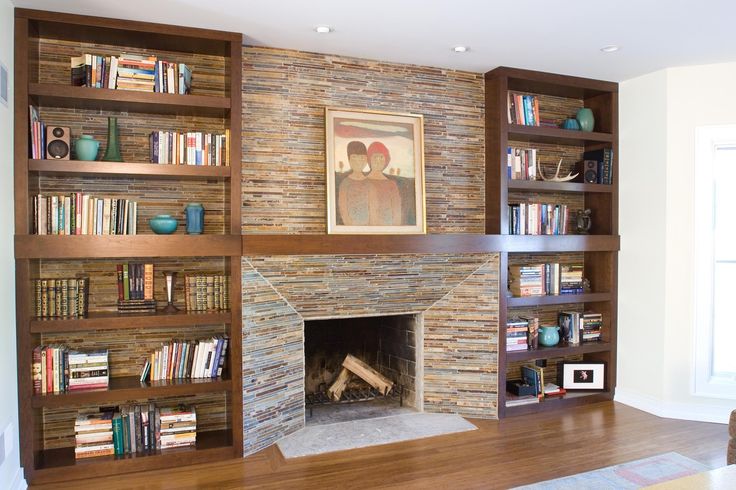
303, 314, 423, 424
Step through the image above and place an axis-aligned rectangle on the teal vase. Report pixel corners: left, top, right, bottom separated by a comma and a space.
538, 325, 560, 347
102, 116, 123, 162
185, 203, 205, 234
74, 135, 100, 161
576, 108, 595, 132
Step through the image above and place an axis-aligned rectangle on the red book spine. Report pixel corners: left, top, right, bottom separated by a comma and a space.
45, 346, 53, 394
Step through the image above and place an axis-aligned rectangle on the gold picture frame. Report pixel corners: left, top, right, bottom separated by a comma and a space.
325, 107, 426, 234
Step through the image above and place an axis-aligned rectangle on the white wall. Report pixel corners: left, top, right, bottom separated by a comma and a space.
0, 0, 23, 488
617, 62, 736, 424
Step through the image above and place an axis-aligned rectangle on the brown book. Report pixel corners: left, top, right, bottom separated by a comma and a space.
144, 263, 154, 301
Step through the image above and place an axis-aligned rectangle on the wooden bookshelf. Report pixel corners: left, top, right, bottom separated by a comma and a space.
14, 8, 243, 484
485, 66, 619, 419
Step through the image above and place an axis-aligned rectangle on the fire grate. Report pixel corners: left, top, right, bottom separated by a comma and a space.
305, 384, 403, 417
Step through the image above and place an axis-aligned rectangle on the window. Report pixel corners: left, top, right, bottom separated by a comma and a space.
694, 125, 736, 398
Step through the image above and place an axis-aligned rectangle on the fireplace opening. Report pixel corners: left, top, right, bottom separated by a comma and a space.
303, 314, 422, 425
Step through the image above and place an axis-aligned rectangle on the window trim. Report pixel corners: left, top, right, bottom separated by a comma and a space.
694, 125, 736, 399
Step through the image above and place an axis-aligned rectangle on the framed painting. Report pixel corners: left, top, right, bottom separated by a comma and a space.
325, 107, 426, 234
560, 362, 605, 390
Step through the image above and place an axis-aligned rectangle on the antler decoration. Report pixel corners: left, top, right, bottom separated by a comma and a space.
539, 158, 579, 182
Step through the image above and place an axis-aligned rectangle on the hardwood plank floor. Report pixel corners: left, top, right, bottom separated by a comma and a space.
32, 402, 729, 489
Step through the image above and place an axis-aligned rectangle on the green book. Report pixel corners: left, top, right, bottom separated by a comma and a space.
112, 413, 124, 455
123, 264, 130, 301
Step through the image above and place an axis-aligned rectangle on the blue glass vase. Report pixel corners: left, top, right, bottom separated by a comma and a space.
185, 203, 204, 234
538, 325, 560, 347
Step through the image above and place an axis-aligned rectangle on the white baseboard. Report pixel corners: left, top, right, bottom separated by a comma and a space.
9, 466, 27, 490
615, 388, 731, 424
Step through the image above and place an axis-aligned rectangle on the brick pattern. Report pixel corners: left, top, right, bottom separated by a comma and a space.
423, 256, 500, 417
241, 47, 485, 234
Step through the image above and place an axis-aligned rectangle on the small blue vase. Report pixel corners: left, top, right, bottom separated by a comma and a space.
185, 203, 204, 234
538, 325, 560, 347
149, 215, 178, 234
74, 135, 100, 161
576, 108, 595, 132
562, 118, 581, 130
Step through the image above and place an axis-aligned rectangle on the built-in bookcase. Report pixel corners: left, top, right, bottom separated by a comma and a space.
485, 67, 619, 418
14, 9, 243, 484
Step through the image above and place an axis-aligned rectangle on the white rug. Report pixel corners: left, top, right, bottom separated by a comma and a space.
277, 412, 477, 458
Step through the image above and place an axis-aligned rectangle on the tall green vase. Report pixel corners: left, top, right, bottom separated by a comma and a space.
102, 116, 123, 162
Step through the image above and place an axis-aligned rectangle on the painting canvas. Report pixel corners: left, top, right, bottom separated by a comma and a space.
326, 108, 426, 234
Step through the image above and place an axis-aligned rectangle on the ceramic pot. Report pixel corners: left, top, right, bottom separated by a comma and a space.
576, 108, 595, 132
74, 135, 100, 161
185, 203, 204, 234
538, 325, 560, 347
102, 116, 123, 162
562, 118, 581, 130
149, 214, 178, 234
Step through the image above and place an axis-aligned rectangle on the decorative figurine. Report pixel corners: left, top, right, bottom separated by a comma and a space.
539, 158, 579, 182
576, 209, 592, 234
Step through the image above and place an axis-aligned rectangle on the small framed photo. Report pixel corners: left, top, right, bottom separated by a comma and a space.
561, 362, 605, 390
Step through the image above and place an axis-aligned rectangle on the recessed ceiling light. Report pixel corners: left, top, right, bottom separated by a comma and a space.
600, 45, 620, 53
315, 25, 332, 34
453, 46, 469, 53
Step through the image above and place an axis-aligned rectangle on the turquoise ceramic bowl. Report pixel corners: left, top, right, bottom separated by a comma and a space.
149, 215, 178, 234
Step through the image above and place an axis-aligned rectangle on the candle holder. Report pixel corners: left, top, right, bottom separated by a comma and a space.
163, 271, 179, 313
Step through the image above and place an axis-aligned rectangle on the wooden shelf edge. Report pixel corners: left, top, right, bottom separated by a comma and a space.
507, 292, 611, 308
32, 430, 234, 484
28, 160, 232, 180
507, 124, 613, 144
30, 310, 231, 333
507, 180, 613, 193
505, 341, 612, 362
504, 392, 613, 417
15, 234, 241, 258
31, 377, 232, 409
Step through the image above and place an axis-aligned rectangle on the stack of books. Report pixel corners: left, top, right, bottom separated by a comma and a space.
115, 404, 159, 455
507, 147, 537, 180
115, 54, 156, 92
33, 277, 89, 318
32, 194, 138, 235
507, 92, 540, 126
584, 148, 614, 185
159, 406, 197, 449
184, 274, 229, 312
507, 202, 570, 235
75, 412, 115, 459
149, 130, 230, 166
558, 311, 603, 344
581, 312, 603, 342
141, 336, 229, 382
154, 61, 192, 94
116, 263, 155, 313
506, 318, 529, 352
70, 54, 117, 89
509, 263, 584, 297
28, 105, 45, 159
33, 347, 109, 395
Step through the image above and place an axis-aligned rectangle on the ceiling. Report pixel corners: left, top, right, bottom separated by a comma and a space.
12, 0, 736, 81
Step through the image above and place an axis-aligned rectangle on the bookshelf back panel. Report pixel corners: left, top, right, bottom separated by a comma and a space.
518, 93, 584, 128
34, 37, 228, 96
41, 325, 228, 377
508, 253, 584, 267
507, 304, 585, 326
37, 176, 226, 235
37, 257, 227, 312
41, 392, 228, 449
36, 107, 227, 164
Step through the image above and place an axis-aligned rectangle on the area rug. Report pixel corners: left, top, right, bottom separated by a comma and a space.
277, 412, 477, 458
513, 452, 709, 489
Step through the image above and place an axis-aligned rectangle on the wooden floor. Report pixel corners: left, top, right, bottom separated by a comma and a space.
33, 402, 729, 489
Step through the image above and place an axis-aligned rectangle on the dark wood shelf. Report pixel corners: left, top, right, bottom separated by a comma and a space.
505, 391, 613, 417
32, 376, 231, 409
28, 159, 232, 180
33, 429, 233, 484
29, 83, 231, 116
507, 292, 611, 308
15, 234, 241, 258
507, 124, 613, 145
507, 180, 613, 193
242, 234, 620, 256
30, 310, 231, 334
506, 341, 612, 362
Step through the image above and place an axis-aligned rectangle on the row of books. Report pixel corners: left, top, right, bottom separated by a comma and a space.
75, 404, 196, 459
70, 53, 192, 94
28, 105, 46, 159
507, 147, 538, 180
584, 148, 614, 185
559, 311, 603, 343
506, 317, 538, 352
140, 337, 229, 382
116, 263, 154, 302
32, 194, 138, 236
507, 92, 540, 126
149, 130, 231, 166
509, 263, 584, 297
184, 275, 230, 312
508, 203, 570, 235
33, 277, 89, 318
32, 347, 108, 395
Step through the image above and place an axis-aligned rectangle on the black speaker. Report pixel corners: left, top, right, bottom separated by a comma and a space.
46, 126, 70, 160
581, 159, 598, 184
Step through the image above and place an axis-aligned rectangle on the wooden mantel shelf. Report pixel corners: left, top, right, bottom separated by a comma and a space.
242, 234, 620, 256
